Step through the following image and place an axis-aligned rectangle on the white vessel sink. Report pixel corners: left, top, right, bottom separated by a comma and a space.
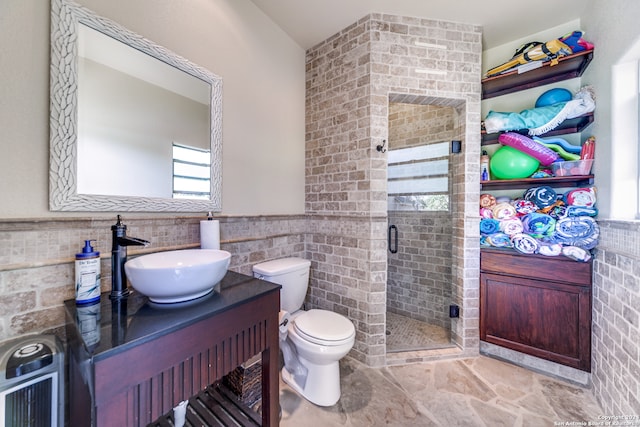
124, 249, 231, 303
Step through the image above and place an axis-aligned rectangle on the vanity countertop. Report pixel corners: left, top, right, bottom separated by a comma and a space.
64, 270, 281, 361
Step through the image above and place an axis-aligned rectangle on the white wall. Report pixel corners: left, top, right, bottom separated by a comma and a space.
581, 0, 640, 220
0, 0, 305, 218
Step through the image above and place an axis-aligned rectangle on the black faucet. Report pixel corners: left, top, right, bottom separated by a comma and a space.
110, 215, 150, 300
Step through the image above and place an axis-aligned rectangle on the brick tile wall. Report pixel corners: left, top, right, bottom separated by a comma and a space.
306, 14, 482, 365
592, 220, 640, 415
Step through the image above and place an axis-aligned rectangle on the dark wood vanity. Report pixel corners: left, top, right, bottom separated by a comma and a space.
65, 271, 281, 426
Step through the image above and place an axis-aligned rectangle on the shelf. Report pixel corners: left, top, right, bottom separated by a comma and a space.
150, 382, 262, 427
482, 49, 594, 99
481, 112, 594, 145
481, 175, 593, 191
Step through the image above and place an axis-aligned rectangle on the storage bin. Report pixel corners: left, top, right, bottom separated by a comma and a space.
550, 159, 593, 176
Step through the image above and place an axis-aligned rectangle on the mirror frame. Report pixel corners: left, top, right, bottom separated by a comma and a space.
50, 0, 222, 212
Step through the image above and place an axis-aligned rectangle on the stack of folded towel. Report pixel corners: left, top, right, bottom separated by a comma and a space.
480, 186, 598, 262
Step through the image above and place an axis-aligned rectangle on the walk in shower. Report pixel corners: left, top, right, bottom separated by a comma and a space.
386, 101, 458, 353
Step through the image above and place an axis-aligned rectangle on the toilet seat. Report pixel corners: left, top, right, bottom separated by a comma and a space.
292, 309, 355, 346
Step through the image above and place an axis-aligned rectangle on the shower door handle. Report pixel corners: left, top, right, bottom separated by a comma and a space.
388, 225, 398, 254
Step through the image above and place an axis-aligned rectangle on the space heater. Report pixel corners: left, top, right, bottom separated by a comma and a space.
0, 334, 64, 427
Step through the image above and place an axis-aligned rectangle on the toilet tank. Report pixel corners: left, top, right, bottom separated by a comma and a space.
252, 257, 311, 313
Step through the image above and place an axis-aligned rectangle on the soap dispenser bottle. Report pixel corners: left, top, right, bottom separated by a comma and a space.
75, 240, 101, 305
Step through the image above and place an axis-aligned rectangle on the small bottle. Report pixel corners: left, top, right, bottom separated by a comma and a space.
75, 240, 101, 305
481, 150, 490, 181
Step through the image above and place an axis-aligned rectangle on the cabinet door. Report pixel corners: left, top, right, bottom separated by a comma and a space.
480, 272, 591, 371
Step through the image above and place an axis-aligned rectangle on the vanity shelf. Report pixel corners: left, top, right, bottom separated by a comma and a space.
150, 382, 261, 426
481, 174, 594, 191
65, 271, 281, 427
481, 49, 594, 99
481, 112, 594, 146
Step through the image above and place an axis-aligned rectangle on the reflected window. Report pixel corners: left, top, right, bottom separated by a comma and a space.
172, 143, 211, 200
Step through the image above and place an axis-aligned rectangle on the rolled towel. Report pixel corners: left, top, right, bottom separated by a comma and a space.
538, 200, 565, 215
480, 219, 500, 235
538, 243, 563, 257
480, 208, 494, 219
524, 186, 558, 208
512, 199, 537, 217
492, 202, 517, 220
565, 206, 598, 217
564, 187, 597, 207
546, 204, 568, 220
562, 246, 592, 262
521, 213, 556, 238
554, 216, 600, 250
486, 233, 512, 248
480, 193, 497, 208
500, 218, 524, 236
511, 233, 539, 255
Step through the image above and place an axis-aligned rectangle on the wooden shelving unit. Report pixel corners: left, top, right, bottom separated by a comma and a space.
479, 49, 595, 372
481, 112, 594, 146
481, 174, 594, 191
481, 49, 594, 99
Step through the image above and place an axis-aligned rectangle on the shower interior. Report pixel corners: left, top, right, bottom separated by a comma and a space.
386, 99, 459, 353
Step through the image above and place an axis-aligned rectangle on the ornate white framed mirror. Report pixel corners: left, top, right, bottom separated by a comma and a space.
50, 0, 222, 211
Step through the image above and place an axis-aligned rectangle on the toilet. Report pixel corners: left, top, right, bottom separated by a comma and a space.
253, 257, 355, 406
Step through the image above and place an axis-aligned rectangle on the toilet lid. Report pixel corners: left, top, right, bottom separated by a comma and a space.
293, 309, 355, 345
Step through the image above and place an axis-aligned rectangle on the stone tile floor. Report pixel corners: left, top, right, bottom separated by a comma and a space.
386, 312, 453, 353
279, 355, 603, 426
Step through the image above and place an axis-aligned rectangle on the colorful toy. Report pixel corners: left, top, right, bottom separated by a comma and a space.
533, 136, 581, 154
498, 132, 559, 166
535, 88, 572, 108
558, 31, 594, 53
486, 39, 572, 77
580, 136, 596, 160
533, 137, 582, 160
490, 146, 540, 179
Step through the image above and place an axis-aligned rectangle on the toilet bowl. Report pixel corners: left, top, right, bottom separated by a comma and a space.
253, 258, 355, 406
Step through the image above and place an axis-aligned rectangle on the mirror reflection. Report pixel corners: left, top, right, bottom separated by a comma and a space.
77, 24, 211, 199
49, 0, 222, 212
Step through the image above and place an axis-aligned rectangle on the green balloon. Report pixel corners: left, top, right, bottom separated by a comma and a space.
490, 145, 540, 179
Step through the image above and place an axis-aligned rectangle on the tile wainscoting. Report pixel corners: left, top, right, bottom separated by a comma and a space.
592, 220, 640, 415
0, 215, 306, 342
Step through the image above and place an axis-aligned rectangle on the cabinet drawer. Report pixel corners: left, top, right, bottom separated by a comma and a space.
480, 249, 592, 286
